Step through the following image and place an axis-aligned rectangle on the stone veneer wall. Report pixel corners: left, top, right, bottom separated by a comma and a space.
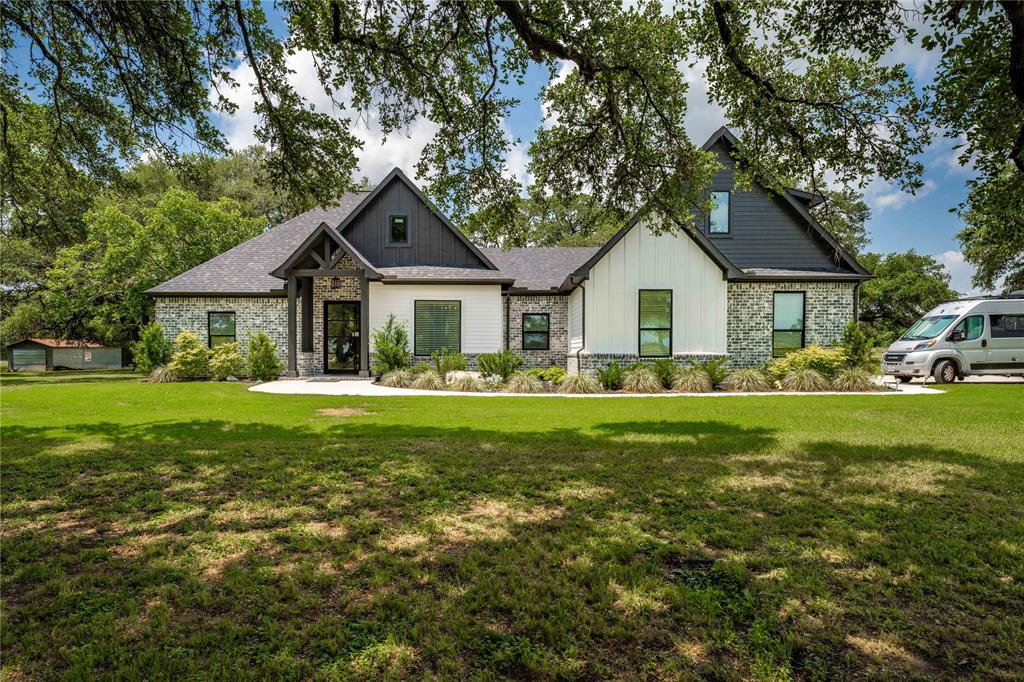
308, 261, 361, 375
154, 296, 290, 366
504, 294, 569, 369
726, 281, 856, 367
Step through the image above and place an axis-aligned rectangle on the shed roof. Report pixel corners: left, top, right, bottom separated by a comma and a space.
7, 338, 107, 349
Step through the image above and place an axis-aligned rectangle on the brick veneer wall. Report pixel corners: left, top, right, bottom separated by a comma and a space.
504, 294, 569, 369
570, 353, 728, 377
154, 296, 290, 365
726, 281, 856, 367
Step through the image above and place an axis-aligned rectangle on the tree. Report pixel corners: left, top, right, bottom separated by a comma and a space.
808, 187, 870, 257
858, 251, 960, 343
44, 189, 263, 344
467, 190, 625, 247
956, 165, 1024, 292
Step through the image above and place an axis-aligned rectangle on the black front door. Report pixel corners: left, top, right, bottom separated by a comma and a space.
324, 301, 360, 373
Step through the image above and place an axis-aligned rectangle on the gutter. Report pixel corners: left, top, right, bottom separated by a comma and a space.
575, 284, 586, 373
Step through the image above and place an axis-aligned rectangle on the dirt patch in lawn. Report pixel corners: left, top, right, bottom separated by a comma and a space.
316, 407, 374, 417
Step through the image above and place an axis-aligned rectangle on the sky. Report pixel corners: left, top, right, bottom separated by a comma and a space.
8, 4, 986, 295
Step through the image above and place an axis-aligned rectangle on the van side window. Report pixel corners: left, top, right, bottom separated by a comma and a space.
953, 315, 985, 340
990, 314, 1024, 338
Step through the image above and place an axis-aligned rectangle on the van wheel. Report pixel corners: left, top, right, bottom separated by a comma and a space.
897, 375, 913, 383
932, 360, 958, 384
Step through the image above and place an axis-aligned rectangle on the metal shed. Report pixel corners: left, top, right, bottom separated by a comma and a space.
5, 338, 125, 371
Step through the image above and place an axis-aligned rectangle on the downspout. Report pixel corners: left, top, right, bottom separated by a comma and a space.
575, 284, 586, 373
504, 293, 510, 350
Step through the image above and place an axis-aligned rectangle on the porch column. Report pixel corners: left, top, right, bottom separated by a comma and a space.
286, 274, 298, 377
301, 277, 313, 352
359, 275, 370, 376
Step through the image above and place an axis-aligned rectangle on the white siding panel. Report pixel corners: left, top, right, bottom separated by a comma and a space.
368, 283, 502, 353
568, 286, 584, 352
583, 220, 727, 354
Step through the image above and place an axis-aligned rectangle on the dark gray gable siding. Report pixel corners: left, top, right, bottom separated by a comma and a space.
699, 141, 848, 271
341, 178, 489, 269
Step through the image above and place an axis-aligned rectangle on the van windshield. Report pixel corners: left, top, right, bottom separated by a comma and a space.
901, 315, 958, 340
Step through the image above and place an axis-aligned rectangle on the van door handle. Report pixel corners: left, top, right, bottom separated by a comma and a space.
982, 339, 987, 348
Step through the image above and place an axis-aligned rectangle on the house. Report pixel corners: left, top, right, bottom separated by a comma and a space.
147, 127, 870, 377
5, 338, 126, 372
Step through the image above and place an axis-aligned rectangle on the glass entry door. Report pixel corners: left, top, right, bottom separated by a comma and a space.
324, 301, 360, 373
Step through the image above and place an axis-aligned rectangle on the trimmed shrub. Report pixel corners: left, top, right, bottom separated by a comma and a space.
621, 366, 663, 393
210, 342, 246, 381
652, 359, 678, 388
477, 349, 523, 381
431, 347, 467, 378
838, 320, 874, 369
370, 314, 411, 376
672, 366, 713, 393
146, 365, 177, 383
597, 361, 625, 390
133, 322, 172, 374
409, 370, 445, 390
688, 356, 730, 387
832, 367, 878, 392
766, 345, 847, 382
780, 368, 829, 392
247, 332, 284, 382
379, 369, 413, 388
558, 373, 602, 394
168, 331, 209, 379
528, 367, 568, 385
505, 372, 544, 394
722, 367, 772, 392
447, 374, 484, 392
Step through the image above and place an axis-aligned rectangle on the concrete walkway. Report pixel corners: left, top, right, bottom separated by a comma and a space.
250, 376, 947, 398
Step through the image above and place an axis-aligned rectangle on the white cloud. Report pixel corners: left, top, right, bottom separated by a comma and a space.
680, 58, 727, 143
865, 178, 936, 212
213, 50, 439, 184
934, 249, 987, 297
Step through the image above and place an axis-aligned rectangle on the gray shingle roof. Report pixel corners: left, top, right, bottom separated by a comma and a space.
478, 246, 600, 292
146, 192, 370, 295
376, 266, 514, 283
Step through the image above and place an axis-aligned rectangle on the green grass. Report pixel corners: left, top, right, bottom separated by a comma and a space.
2, 372, 1022, 680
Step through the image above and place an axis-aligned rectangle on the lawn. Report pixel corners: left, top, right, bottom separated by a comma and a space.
2, 372, 1022, 680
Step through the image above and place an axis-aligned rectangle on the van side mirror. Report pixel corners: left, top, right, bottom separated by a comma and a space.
949, 330, 965, 342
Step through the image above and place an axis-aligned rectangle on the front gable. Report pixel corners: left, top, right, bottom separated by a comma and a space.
338, 169, 497, 270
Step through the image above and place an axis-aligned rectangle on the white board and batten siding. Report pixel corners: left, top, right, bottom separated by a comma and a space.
581, 220, 728, 354
367, 282, 503, 353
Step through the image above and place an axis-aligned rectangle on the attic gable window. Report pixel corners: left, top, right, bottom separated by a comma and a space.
708, 191, 730, 234
388, 215, 410, 245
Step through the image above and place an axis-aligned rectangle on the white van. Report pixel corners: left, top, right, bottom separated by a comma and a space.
880, 292, 1024, 383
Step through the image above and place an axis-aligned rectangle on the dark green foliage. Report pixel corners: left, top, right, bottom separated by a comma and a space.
527, 367, 568, 385
431, 348, 467, 378
597, 361, 626, 390
859, 251, 959, 341
838, 321, 874, 369
370, 315, 411, 376
476, 350, 524, 381
132, 322, 172, 374
247, 332, 284, 382
652, 359, 678, 389
688, 356, 731, 387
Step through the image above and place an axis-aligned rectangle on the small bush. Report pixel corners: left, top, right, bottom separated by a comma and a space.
672, 367, 713, 393
621, 366, 663, 393
476, 349, 523, 381
247, 332, 284, 382
379, 369, 413, 388
409, 363, 432, 374
447, 374, 484, 392
832, 367, 877, 392
133, 322, 172, 374
505, 372, 544, 393
409, 370, 445, 390
528, 367, 568, 385
145, 365, 177, 383
371, 314, 411, 376
210, 342, 246, 381
558, 373, 602, 394
766, 345, 847, 382
722, 367, 772, 392
838, 321, 874, 369
688, 356, 730, 387
597, 361, 625, 390
431, 347, 467, 378
168, 331, 209, 379
780, 367, 829, 392
652, 359, 678, 388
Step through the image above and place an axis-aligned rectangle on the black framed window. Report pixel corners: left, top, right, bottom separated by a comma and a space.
952, 315, 985, 341
639, 289, 672, 357
522, 313, 550, 350
414, 300, 461, 355
708, 191, 730, 234
772, 292, 805, 357
990, 314, 1024, 338
208, 312, 236, 347
388, 215, 410, 245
